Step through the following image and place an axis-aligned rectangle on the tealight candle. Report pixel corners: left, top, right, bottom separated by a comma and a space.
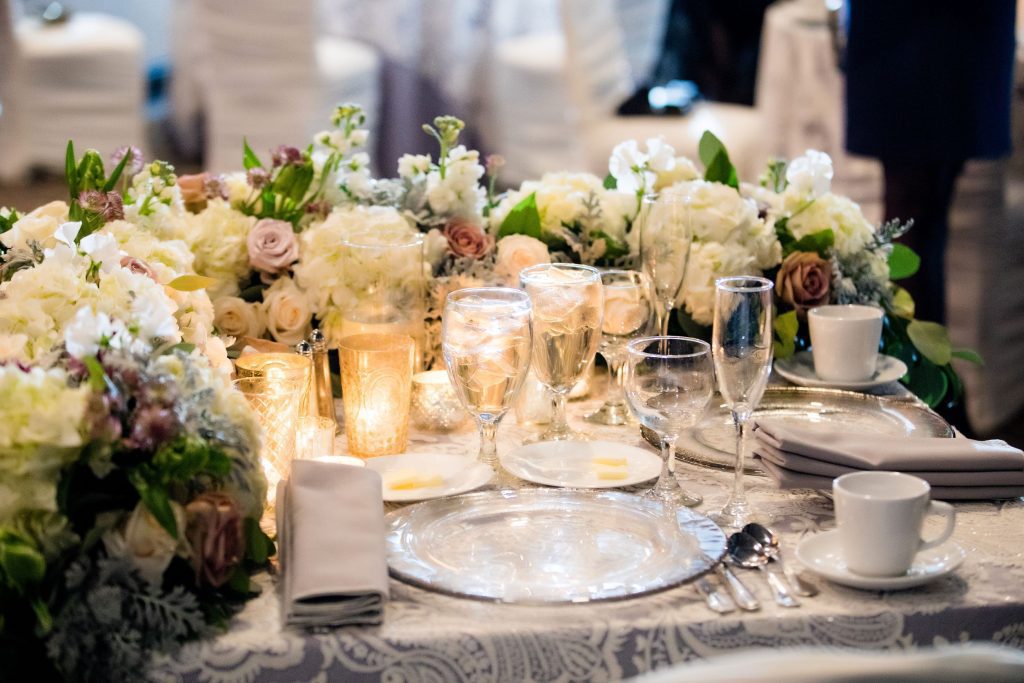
411, 370, 468, 432
338, 333, 415, 457
295, 415, 336, 460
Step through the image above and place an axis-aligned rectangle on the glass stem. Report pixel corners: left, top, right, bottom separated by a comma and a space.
551, 391, 569, 436
730, 412, 747, 505
606, 357, 626, 406
659, 302, 672, 337
478, 419, 498, 467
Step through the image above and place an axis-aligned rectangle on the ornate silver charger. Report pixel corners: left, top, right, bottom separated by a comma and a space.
385, 489, 726, 604
642, 386, 954, 476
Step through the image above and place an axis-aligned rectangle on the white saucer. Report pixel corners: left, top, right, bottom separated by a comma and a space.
364, 453, 493, 502
500, 440, 662, 489
795, 529, 965, 590
775, 351, 908, 390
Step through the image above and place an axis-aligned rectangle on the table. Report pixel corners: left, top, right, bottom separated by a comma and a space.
151, 380, 1024, 682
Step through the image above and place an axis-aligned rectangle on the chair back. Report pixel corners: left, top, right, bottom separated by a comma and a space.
559, 0, 634, 127
615, 0, 669, 85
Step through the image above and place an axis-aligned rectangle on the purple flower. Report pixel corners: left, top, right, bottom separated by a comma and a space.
126, 405, 179, 451
247, 167, 271, 189
204, 174, 229, 200
110, 145, 144, 177
485, 154, 506, 175
78, 190, 124, 222
271, 145, 303, 168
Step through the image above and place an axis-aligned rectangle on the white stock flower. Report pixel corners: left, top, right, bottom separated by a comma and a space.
785, 149, 833, 200
646, 137, 676, 172
79, 233, 122, 273
398, 154, 432, 179
425, 146, 485, 217
64, 308, 134, 358
103, 502, 187, 585
0, 201, 69, 251
609, 140, 653, 195
214, 297, 266, 340
261, 277, 313, 345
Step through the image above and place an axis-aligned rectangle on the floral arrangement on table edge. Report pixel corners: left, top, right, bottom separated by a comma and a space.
0, 149, 273, 679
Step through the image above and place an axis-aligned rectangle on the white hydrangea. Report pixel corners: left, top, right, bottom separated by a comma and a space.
181, 199, 256, 299
99, 219, 196, 283
784, 192, 875, 258
682, 241, 764, 325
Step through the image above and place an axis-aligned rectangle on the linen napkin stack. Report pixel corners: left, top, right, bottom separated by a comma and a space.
752, 420, 1024, 500
276, 460, 389, 627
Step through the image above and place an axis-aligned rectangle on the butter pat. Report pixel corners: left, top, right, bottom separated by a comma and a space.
591, 456, 628, 467
595, 469, 629, 481
384, 468, 445, 490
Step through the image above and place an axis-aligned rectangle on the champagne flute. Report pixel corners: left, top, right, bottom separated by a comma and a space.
586, 269, 653, 425
710, 276, 774, 529
639, 191, 692, 336
442, 288, 533, 481
625, 336, 714, 507
519, 263, 603, 442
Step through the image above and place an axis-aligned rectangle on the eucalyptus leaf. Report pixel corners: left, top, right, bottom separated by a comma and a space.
497, 191, 542, 239
888, 243, 921, 280
907, 320, 952, 366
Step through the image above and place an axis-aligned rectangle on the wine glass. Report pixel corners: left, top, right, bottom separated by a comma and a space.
639, 191, 692, 336
442, 288, 533, 482
586, 269, 653, 425
710, 276, 774, 529
519, 263, 603, 442
624, 336, 714, 507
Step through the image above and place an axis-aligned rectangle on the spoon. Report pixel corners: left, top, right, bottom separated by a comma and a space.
743, 523, 819, 597
727, 532, 800, 608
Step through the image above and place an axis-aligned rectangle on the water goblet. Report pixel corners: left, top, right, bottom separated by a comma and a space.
442, 288, 533, 485
519, 263, 604, 442
586, 269, 653, 425
625, 336, 714, 507
710, 276, 774, 529
639, 191, 692, 336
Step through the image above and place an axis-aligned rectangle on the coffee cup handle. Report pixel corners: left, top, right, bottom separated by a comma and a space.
919, 500, 956, 551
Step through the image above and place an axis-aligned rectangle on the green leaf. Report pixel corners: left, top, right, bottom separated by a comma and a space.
81, 355, 107, 392
890, 286, 915, 319
951, 348, 984, 365
497, 192, 542, 239
790, 228, 834, 258
65, 140, 79, 196
905, 360, 948, 408
243, 517, 273, 565
772, 310, 799, 359
30, 597, 52, 635
907, 320, 952, 366
698, 131, 739, 188
76, 150, 106, 193
167, 274, 219, 292
603, 173, 617, 190
0, 532, 46, 589
242, 138, 263, 171
225, 566, 251, 594
102, 147, 131, 193
888, 243, 921, 280
128, 470, 178, 539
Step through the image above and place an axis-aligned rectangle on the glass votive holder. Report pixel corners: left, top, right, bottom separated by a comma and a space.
295, 415, 336, 460
338, 333, 415, 457
411, 370, 468, 432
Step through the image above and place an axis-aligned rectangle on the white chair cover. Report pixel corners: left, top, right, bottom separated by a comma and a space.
615, 0, 670, 85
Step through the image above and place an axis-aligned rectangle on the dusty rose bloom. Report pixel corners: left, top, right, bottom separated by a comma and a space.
776, 251, 833, 315
185, 492, 245, 588
247, 218, 299, 274
443, 217, 494, 259
177, 173, 209, 212
120, 255, 159, 282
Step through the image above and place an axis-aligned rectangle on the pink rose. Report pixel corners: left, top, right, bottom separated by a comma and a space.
443, 217, 494, 259
248, 218, 299, 274
776, 251, 833, 315
185, 492, 245, 588
120, 256, 158, 282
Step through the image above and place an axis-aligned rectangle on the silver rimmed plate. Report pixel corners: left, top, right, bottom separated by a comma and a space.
385, 489, 726, 604
642, 386, 953, 475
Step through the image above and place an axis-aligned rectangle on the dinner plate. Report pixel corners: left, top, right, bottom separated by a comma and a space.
500, 440, 662, 489
795, 530, 965, 591
642, 386, 954, 475
386, 489, 726, 603
364, 453, 493, 502
775, 351, 908, 390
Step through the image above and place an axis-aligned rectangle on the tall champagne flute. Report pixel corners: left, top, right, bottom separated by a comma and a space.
442, 288, 533, 480
639, 191, 692, 336
625, 336, 714, 507
710, 276, 774, 529
586, 270, 653, 425
520, 263, 603, 442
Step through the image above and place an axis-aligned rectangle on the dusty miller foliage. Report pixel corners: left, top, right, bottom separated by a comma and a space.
46, 556, 206, 683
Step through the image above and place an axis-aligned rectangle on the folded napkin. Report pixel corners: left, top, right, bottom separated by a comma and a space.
752, 420, 1024, 500
277, 460, 389, 628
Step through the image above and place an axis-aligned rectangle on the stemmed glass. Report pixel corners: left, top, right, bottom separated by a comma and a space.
519, 263, 603, 442
710, 276, 774, 529
442, 288, 533, 482
639, 191, 692, 336
624, 336, 714, 507
586, 270, 653, 425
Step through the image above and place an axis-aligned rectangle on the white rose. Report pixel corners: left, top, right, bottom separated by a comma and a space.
214, 296, 265, 339
785, 149, 833, 200
494, 234, 551, 286
261, 277, 312, 345
0, 334, 28, 361
103, 502, 186, 585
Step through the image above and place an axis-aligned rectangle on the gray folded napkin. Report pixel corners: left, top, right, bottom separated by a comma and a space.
752, 420, 1024, 500
277, 460, 389, 628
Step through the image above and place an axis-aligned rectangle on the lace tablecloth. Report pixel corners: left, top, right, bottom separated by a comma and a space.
151, 382, 1024, 682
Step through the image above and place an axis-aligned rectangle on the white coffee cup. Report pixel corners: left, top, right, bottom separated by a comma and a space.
808, 304, 883, 382
833, 471, 956, 577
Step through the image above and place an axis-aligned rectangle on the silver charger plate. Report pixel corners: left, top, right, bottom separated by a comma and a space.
642, 386, 954, 475
385, 488, 726, 604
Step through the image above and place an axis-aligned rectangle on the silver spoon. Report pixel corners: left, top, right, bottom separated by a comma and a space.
742, 523, 819, 597
727, 532, 800, 608
716, 564, 760, 611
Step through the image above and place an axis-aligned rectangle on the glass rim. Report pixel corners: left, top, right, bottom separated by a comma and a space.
445, 286, 531, 307
339, 229, 425, 249
519, 262, 601, 285
715, 275, 774, 293
626, 335, 711, 359
336, 332, 417, 353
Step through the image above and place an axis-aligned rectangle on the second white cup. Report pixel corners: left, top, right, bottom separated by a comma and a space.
834, 471, 956, 577
808, 304, 883, 382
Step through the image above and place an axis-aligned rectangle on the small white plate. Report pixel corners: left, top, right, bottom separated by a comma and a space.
364, 453, 493, 502
776, 351, 908, 390
795, 529, 965, 591
500, 440, 662, 489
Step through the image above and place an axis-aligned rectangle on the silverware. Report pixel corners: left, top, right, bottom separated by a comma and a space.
742, 523, 819, 597
727, 532, 800, 608
716, 565, 760, 611
694, 575, 736, 614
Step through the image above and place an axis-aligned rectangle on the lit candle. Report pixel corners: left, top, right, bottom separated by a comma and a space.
338, 333, 415, 457
295, 415, 336, 460
411, 370, 468, 431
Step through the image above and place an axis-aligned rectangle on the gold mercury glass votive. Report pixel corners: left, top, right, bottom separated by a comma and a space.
295, 415, 336, 460
338, 333, 415, 457
411, 370, 469, 431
